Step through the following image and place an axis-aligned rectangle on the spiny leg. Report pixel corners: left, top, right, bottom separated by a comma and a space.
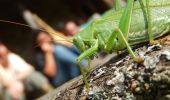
86, 58, 91, 72
118, 0, 134, 45
106, 0, 134, 51
118, 0, 144, 62
116, 28, 143, 62
77, 40, 98, 92
106, 0, 133, 50
105, 28, 143, 62
106, 0, 143, 62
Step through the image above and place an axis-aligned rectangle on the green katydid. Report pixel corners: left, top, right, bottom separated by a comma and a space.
73, 0, 170, 92
0, 0, 170, 93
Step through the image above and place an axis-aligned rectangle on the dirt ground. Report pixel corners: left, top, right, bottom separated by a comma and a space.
38, 35, 170, 100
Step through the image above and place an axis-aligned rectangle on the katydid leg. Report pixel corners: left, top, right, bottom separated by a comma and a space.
105, 27, 143, 62
115, 28, 143, 62
119, 0, 134, 39
77, 40, 98, 92
106, 0, 143, 62
106, 0, 134, 52
86, 58, 91, 72
117, 0, 144, 62
105, 30, 118, 52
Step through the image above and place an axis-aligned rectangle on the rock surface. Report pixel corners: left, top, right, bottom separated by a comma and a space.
38, 35, 170, 100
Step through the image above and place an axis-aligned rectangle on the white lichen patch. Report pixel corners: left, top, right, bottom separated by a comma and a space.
146, 44, 162, 53
115, 59, 123, 65
112, 83, 125, 93
111, 94, 122, 100
138, 51, 146, 57
95, 67, 106, 77
106, 72, 125, 86
143, 55, 160, 69
89, 79, 93, 83
161, 50, 170, 60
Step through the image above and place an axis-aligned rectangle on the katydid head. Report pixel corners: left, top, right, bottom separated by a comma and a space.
73, 22, 98, 53
73, 35, 86, 52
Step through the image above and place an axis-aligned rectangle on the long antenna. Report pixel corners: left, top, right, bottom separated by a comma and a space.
0, 19, 34, 28
22, 10, 73, 45
32, 14, 73, 44
0, 19, 73, 46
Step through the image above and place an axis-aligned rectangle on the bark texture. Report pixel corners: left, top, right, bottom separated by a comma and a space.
38, 35, 170, 100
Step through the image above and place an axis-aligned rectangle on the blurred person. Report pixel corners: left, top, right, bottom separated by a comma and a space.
65, 21, 80, 36
33, 30, 85, 87
0, 42, 53, 100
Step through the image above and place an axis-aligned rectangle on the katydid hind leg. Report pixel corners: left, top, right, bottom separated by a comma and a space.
116, 28, 144, 62
121, 0, 158, 61
118, 0, 134, 40
106, 0, 134, 52
117, 0, 143, 62
105, 28, 143, 62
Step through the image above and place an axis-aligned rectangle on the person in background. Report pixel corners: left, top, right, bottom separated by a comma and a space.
65, 21, 80, 37
33, 30, 85, 87
64, 21, 84, 54
0, 42, 53, 100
